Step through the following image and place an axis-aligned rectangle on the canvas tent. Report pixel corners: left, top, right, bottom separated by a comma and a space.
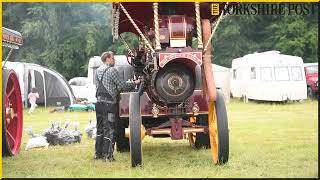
212, 64, 231, 102
2, 61, 76, 107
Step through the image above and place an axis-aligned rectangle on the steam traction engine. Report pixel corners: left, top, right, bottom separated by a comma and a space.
112, 2, 229, 167
2, 27, 24, 156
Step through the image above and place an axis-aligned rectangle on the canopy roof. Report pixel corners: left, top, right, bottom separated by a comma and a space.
113, 2, 229, 36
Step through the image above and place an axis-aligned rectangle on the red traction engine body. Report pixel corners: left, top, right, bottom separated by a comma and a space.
112, 2, 230, 167
2, 27, 24, 157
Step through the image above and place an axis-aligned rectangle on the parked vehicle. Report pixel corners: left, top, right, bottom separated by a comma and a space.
303, 63, 318, 98
2, 27, 24, 156
68, 77, 90, 100
86, 55, 133, 103
110, 2, 230, 167
230, 51, 307, 102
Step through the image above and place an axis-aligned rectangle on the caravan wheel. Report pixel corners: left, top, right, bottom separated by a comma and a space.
2, 69, 23, 156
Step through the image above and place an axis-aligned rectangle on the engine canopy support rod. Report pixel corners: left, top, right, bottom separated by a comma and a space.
195, 2, 203, 49
153, 2, 161, 50
118, 3, 155, 54
203, 3, 229, 53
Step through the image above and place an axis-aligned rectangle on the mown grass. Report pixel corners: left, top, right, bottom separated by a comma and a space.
2, 99, 318, 178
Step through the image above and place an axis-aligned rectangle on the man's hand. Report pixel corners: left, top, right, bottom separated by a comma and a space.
134, 79, 141, 85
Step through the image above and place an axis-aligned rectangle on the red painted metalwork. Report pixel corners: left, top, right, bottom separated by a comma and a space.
158, 52, 202, 68
170, 119, 183, 140
119, 90, 208, 118
114, 2, 228, 36
2, 27, 23, 46
2, 27, 24, 157
202, 19, 216, 102
113, 2, 233, 166
168, 16, 186, 40
2, 70, 23, 156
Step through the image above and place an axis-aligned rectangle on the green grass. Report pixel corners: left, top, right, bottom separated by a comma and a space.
2, 99, 318, 178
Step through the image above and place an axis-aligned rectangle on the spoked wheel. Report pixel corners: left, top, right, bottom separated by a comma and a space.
129, 92, 142, 167
2, 69, 23, 156
208, 90, 229, 164
189, 115, 210, 149
115, 118, 130, 152
188, 117, 196, 147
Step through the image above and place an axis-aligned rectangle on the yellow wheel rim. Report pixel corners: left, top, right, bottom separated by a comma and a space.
208, 101, 218, 164
188, 133, 196, 146
188, 117, 197, 146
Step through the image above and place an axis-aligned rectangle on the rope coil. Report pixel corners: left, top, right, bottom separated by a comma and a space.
195, 2, 203, 49
154, 3, 161, 50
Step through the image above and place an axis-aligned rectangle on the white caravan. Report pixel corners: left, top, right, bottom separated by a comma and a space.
230, 51, 307, 102
84, 55, 131, 103
68, 77, 90, 100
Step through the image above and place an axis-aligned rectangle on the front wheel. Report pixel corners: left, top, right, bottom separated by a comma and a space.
129, 92, 142, 167
208, 90, 229, 164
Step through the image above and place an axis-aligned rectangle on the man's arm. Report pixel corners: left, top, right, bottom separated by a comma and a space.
110, 68, 136, 91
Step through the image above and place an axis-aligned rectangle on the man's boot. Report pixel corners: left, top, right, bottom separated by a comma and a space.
94, 134, 104, 159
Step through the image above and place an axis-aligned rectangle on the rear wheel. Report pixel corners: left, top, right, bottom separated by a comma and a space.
2, 69, 23, 156
194, 115, 210, 149
129, 92, 142, 167
115, 118, 130, 152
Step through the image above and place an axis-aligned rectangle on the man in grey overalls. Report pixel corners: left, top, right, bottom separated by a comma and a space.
94, 51, 140, 162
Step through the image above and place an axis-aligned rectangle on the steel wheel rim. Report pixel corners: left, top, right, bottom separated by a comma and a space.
188, 117, 196, 146
188, 133, 196, 146
3, 71, 23, 155
208, 101, 218, 163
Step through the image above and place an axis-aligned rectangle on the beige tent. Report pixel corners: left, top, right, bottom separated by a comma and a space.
212, 64, 231, 103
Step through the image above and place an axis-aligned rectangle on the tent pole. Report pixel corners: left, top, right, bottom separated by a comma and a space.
42, 70, 47, 108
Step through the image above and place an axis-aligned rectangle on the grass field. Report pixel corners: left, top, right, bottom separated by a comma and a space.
2, 99, 318, 178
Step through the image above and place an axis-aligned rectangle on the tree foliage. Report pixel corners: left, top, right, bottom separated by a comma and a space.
2, 3, 318, 80
3, 3, 112, 80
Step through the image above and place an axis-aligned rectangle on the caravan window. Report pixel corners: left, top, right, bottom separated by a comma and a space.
260, 67, 272, 81
250, 67, 256, 80
233, 69, 237, 79
274, 67, 289, 81
291, 66, 303, 81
